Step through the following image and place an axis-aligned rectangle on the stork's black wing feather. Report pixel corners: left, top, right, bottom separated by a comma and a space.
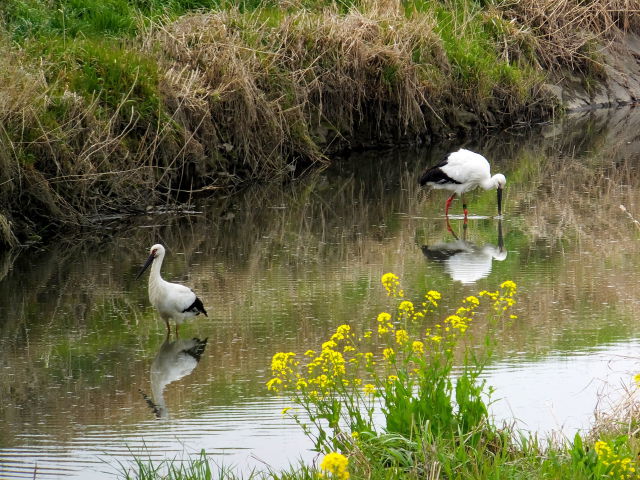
421, 245, 466, 262
183, 297, 208, 317
419, 157, 462, 186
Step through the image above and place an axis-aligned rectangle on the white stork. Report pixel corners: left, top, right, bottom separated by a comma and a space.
419, 148, 506, 217
136, 244, 208, 335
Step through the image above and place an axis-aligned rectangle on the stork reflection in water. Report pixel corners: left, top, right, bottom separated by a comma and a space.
141, 335, 208, 419
422, 220, 507, 284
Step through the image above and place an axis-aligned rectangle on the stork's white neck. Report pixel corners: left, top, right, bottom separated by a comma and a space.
149, 250, 166, 289
150, 373, 168, 418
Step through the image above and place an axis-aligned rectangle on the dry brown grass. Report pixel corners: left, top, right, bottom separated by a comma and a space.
149, 8, 448, 160
505, 0, 640, 72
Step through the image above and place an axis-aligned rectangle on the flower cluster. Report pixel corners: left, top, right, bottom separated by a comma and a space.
320, 452, 350, 480
266, 352, 298, 391
266, 273, 518, 452
381, 273, 403, 297
267, 325, 359, 398
480, 280, 518, 317
594, 440, 636, 479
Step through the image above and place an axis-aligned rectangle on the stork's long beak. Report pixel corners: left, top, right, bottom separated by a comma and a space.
136, 253, 155, 279
497, 187, 503, 216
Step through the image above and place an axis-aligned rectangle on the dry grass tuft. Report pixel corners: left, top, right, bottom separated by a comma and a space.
148, 8, 448, 162
505, 0, 640, 72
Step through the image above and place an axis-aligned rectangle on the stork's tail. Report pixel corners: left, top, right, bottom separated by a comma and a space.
182, 337, 208, 361
183, 297, 208, 317
139, 389, 162, 418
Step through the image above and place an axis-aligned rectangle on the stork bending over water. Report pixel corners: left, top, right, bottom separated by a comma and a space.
419, 149, 506, 218
136, 244, 208, 335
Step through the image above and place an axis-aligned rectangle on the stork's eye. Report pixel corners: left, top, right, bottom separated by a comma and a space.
152, 249, 157, 256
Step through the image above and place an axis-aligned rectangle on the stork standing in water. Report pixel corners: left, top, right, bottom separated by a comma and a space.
136, 244, 208, 335
419, 149, 506, 218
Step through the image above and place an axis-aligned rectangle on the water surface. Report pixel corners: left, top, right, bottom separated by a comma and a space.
2, 107, 640, 478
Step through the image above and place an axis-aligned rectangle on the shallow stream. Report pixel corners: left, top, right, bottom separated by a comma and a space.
2, 107, 640, 478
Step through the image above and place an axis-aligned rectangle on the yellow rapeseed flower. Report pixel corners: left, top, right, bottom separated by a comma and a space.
465, 295, 480, 305
412, 340, 424, 354
398, 300, 414, 312
271, 352, 297, 375
500, 280, 517, 291
381, 273, 398, 284
281, 407, 291, 415
266, 377, 282, 391
395, 329, 409, 345
331, 324, 352, 341
322, 340, 338, 350
363, 383, 376, 395
320, 452, 350, 480
383, 347, 395, 361
634, 373, 640, 386
594, 439, 636, 478
381, 273, 403, 298
387, 375, 399, 383
445, 314, 469, 333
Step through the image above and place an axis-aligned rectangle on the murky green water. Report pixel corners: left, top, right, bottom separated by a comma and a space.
3, 107, 640, 478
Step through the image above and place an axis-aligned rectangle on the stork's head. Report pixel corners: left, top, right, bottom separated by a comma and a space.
493, 174, 506, 190
492, 174, 506, 216
136, 244, 165, 279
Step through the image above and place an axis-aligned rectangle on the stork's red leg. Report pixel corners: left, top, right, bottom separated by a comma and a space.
445, 193, 456, 216
446, 216, 458, 238
461, 196, 469, 225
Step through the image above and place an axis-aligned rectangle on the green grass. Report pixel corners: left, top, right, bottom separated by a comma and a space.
1, 0, 277, 40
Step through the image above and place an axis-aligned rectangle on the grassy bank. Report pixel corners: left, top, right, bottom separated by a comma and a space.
122, 275, 640, 480
1, 0, 638, 247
